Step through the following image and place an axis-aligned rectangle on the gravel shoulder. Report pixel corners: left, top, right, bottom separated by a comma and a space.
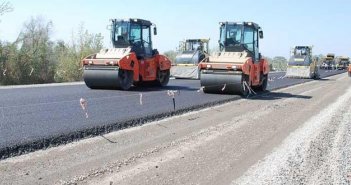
233, 74, 351, 185
0, 73, 350, 185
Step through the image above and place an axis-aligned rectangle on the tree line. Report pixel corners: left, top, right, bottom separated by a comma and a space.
0, 17, 103, 85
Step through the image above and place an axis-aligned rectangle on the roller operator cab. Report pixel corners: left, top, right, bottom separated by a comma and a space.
199, 22, 269, 96
82, 18, 171, 90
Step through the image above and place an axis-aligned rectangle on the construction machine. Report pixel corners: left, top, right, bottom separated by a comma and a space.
171, 39, 209, 79
198, 22, 269, 96
336, 56, 350, 70
285, 46, 319, 79
321, 53, 336, 70
82, 18, 171, 90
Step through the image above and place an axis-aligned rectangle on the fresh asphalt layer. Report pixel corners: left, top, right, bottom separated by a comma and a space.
0, 69, 346, 159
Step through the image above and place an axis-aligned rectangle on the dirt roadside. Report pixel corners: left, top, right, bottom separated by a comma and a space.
0, 73, 350, 185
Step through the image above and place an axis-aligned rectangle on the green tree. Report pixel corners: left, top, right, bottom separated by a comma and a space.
54, 24, 104, 82
0, 1, 14, 84
14, 16, 56, 84
0, 41, 17, 84
271, 56, 288, 71
0, 18, 104, 85
0, 1, 12, 16
0, 17, 56, 85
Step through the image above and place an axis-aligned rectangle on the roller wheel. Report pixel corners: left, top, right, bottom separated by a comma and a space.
240, 75, 250, 97
157, 69, 170, 86
133, 75, 143, 87
255, 74, 268, 92
313, 71, 320, 80
133, 81, 142, 87
261, 74, 268, 91
118, 69, 133, 90
252, 73, 268, 91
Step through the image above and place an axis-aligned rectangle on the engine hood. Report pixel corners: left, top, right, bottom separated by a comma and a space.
208, 51, 249, 64
95, 47, 131, 59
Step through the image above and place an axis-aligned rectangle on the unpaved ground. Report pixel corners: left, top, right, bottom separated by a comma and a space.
0, 73, 350, 185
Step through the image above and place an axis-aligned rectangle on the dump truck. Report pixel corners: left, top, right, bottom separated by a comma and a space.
285, 46, 319, 79
171, 39, 209, 79
82, 18, 171, 90
198, 22, 269, 96
321, 53, 336, 70
336, 56, 350, 70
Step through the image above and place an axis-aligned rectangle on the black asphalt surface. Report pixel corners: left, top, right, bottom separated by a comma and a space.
0, 69, 346, 159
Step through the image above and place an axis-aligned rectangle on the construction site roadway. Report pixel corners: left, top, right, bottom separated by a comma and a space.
1, 70, 350, 185
0, 69, 346, 160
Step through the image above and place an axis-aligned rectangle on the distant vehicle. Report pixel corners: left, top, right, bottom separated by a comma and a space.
348, 64, 351, 77
336, 56, 350, 70
285, 46, 319, 79
81, 18, 171, 90
320, 53, 336, 70
198, 22, 269, 96
171, 39, 209, 79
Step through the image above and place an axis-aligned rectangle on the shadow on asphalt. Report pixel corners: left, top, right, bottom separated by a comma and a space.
251, 91, 312, 100
316, 78, 333, 81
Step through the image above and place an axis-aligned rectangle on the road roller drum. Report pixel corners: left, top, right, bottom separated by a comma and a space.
200, 71, 244, 94
198, 21, 269, 96
81, 18, 171, 90
83, 67, 133, 90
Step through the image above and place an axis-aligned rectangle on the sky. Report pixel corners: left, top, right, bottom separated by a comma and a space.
0, 0, 350, 58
